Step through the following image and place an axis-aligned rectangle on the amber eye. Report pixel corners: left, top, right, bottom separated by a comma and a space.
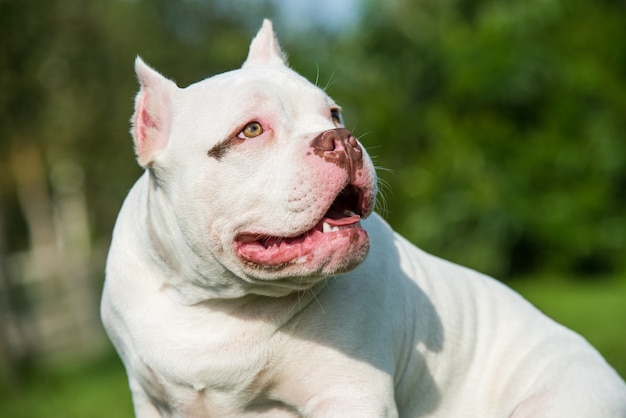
331, 108, 343, 126
239, 122, 263, 139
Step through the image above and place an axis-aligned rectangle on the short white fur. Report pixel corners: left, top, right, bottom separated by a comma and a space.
101, 19, 626, 417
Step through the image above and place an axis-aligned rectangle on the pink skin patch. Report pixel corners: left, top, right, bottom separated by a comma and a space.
137, 95, 156, 138
134, 93, 156, 152
132, 89, 170, 166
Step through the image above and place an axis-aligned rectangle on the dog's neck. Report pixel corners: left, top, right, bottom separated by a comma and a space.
140, 171, 247, 301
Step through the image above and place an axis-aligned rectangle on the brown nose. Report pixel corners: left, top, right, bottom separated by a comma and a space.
310, 128, 360, 153
309, 128, 363, 173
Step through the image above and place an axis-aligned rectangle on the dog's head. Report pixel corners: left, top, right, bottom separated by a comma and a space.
131, 20, 377, 296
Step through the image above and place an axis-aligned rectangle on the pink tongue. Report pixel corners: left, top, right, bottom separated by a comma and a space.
237, 233, 315, 266
324, 214, 361, 227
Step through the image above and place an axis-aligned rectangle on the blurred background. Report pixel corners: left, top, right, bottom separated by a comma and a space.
1, 0, 625, 415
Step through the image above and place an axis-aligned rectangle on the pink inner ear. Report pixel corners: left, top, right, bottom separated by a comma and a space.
132, 88, 170, 167
135, 92, 158, 149
130, 57, 174, 166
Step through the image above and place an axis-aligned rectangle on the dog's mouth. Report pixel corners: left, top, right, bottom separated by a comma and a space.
235, 185, 368, 267
319, 184, 364, 228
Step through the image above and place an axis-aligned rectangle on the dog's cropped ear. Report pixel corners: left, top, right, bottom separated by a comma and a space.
131, 57, 178, 167
242, 19, 288, 68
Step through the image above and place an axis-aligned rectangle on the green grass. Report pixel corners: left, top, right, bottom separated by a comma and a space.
509, 277, 626, 380
0, 353, 133, 418
1, 279, 624, 417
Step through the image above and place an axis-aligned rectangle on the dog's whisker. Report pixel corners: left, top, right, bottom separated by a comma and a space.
375, 191, 390, 218
310, 284, 326, 315
355, 130, 373, 141
314, 62, 320, 87
323, 72, 336, 91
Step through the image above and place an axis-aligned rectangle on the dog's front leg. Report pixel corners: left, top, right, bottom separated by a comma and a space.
300, 396, 399, 418
127, 376, 166, 418
285, 378, 398, 418
132, 400, 163, 418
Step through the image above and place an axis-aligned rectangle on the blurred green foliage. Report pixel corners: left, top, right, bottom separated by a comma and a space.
1, 0, 625, 412
0, 352, 134, 417
324, 0, 626, 278
2, 0, 624, 280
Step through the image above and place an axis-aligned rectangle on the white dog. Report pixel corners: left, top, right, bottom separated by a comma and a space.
101, 20, 626, 417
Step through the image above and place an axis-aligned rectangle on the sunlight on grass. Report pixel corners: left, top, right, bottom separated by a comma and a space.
1, 354, 133, 418
510, 277, 626, 379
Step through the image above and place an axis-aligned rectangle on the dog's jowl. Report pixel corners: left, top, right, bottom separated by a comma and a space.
101, 20, 626, 418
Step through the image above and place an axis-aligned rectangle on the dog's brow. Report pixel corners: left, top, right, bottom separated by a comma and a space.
207, 139, 231, 160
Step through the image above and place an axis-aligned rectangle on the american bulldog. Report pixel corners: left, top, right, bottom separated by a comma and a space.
101, 20, 626, 417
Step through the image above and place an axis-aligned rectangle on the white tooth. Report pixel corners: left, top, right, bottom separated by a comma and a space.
323, 221, 332, 233
343, 210, 356, 217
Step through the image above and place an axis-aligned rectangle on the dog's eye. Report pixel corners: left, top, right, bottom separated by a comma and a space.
331, 108, 343, 126
238, 122, 264, 139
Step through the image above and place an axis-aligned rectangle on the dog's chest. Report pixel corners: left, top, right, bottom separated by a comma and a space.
135, 298, 299, 413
